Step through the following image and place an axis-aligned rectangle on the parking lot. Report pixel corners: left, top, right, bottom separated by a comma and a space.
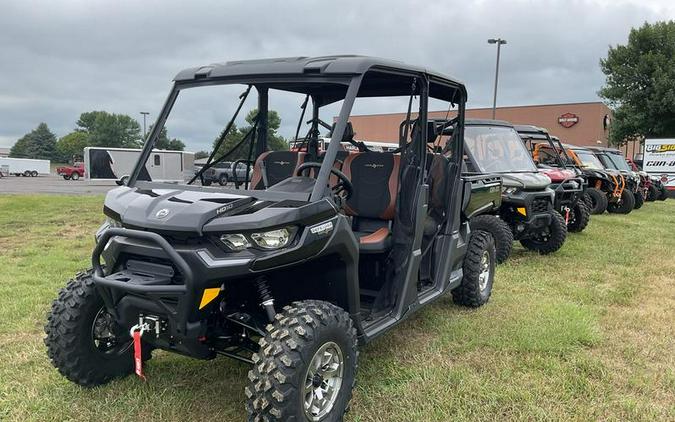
0, 174, 116, 195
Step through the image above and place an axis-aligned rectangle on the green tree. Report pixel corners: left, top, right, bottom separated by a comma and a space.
9, 123, 58, 160
152, 126, 185, 151
194, 150, 210, 160
599, 21, 675, 145
56, 131, 90, 162
76, 111, 142, 148
211, 109, 288, 160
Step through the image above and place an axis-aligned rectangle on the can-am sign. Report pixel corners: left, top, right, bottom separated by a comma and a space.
558, 113, 579, 128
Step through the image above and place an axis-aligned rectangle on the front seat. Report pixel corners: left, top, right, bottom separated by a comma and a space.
341, 152, 400, 253
250, 151, 307, 189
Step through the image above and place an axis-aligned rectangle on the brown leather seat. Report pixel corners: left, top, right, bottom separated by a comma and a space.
341, 152, 400, 253
250, 151, 307, 190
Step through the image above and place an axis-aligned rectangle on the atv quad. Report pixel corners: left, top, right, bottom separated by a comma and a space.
44, 56, 498, 421
443, 119, 567, 260
516, 125, 590, 233
588, 146, 643, 211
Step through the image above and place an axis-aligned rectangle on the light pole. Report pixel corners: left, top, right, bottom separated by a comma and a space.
140, 111, 150, 137
488, 38, 507, 119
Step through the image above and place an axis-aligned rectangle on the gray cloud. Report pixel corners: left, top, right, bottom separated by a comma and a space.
0, 0, 672, 151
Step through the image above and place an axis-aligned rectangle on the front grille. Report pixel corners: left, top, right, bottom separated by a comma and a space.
530, 198, 550, 214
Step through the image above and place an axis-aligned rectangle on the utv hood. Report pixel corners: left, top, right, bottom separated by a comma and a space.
538, 168, 576, 183
103, 186, 335, 235
500, 172, 551, 190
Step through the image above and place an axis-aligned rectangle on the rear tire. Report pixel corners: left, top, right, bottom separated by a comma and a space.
246, 300, 358, 422
23, 170, 30, 177
62, 175, 71, 180
567, 201, 590, 233
44, 269, 148, 387
658, 185, 668, 201
452, 230, 495, 307
633, 190, 644, 209
520, 211, 567, 254
583, 187, 608, 214
202, 179, 212, 186
31, 170, 38, 177
607, 189, 635, 214
469, 214, 513, 264
647, 185, 659, 201
218, 174, 229, 186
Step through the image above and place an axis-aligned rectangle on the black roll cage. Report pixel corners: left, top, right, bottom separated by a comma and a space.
127, 70, 466, 204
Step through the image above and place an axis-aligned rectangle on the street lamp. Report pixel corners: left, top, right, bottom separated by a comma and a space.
140, 111, 150, 137
488, 38, 507, 119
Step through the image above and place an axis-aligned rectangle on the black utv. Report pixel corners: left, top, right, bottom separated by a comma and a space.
587, 146, 643, 210
516, 125, 590, 233
44, 56, 499, 421
443, 119, 567, 262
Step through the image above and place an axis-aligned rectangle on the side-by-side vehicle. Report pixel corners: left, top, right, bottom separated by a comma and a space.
45, 56, 500, 421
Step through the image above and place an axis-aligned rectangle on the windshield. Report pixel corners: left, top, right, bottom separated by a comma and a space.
605, 152, 632, 171
464, 126, 538, 173
574, 150, 605, 169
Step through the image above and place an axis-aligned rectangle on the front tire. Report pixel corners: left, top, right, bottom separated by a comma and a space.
44, 269, 144, 387
633, 190, 644, 209
567, 201, 590, 233
246, 300, 358, 422
647, 185, 658, 201
658, 185, 668, 201
607, 189, 635, 214
520, 211, 567, 254
469, 214, 513, 264
218, 174, 229, 186
452, 230, 495, 307
70, 172, 80, 181
584, 187, 608, 214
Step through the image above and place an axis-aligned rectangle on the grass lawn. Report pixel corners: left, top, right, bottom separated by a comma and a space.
0, 195, 673, 421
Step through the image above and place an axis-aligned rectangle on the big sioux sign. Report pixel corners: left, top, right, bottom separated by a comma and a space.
558, 113, 579, 128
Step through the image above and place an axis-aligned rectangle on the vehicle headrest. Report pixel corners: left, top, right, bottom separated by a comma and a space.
412, 121, 440, 143
329, 121, 355, 142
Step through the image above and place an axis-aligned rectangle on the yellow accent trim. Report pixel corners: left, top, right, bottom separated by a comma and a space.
199, 288, 220, 310
516, 207, 527, 216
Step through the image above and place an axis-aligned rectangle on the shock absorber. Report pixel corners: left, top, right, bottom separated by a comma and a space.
254, 277, 276, 322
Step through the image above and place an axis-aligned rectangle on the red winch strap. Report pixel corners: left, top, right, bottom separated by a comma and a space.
133, 330, 147, 381
565, 208, 570, 224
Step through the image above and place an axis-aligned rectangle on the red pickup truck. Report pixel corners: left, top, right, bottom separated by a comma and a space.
56, 162, 85, 180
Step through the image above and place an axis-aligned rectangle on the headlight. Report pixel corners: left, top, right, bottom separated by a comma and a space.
95, 217, 122, 242
251, 228, 292, 249
218, 227, 295, 251
502, 186, 518, 195
220, 233, 251, 251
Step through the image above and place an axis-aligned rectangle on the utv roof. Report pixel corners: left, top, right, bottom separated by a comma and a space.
585, 146, 622, 154
463, 119, 513, 127
172, 55, 466, 102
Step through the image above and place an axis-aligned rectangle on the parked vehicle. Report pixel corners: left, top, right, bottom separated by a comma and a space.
45, 56, 498, 421
84, 147, 194, 184
642, 138, 674, 200
445, 119, 567, 260
587, 147, 643, 210
0, 157, 50, 177
516, 125, 590, 233
56, 162, 85, 180
558, 144, 629, 214
197, 160, 251, 186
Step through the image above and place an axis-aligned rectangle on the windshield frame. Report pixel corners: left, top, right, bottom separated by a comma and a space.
573, 149, 605, 170
604, 151, 632, 171
464, 125, 539, 174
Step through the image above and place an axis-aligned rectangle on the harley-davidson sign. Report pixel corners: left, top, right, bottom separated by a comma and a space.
558, 113, 579, 128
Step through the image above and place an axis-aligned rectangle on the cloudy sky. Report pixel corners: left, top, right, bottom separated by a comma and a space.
1, 0, 673, 152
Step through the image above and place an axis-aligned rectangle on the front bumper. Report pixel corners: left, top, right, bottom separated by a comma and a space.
501, 189, 555, 239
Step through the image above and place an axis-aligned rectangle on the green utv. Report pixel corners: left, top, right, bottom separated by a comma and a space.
443, 119, 567, 263
45, 56, 501, 421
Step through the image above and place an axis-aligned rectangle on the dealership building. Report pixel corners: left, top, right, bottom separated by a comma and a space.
348, 101, 613, 148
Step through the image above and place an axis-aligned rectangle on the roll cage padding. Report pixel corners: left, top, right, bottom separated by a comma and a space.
250, 151, 307, 189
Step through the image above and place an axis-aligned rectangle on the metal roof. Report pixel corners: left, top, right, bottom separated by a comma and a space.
173, 55, 465, 91
464, 119, 514, 127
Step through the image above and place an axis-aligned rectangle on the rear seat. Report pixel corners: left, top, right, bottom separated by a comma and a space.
341, 152, 400, 253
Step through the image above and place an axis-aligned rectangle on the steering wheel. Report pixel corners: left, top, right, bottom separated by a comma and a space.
295, 162, 353, 201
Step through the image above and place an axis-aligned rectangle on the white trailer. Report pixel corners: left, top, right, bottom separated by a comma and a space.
84, 147, 195, 183
0, 157, 50, 177
643, 138, 675, 192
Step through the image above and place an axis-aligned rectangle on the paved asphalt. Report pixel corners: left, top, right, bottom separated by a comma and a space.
0, 174, 117, 195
